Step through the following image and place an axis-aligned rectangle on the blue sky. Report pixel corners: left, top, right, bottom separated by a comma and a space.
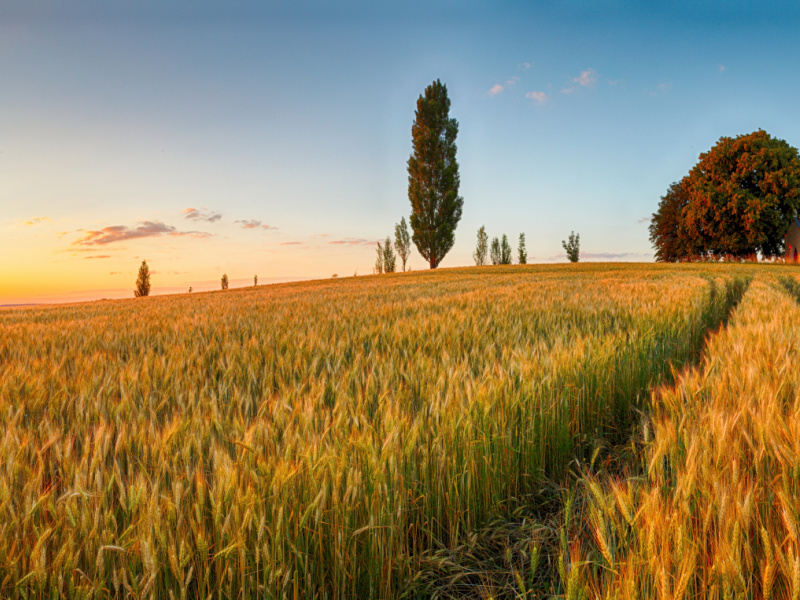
3, 1, 800, 302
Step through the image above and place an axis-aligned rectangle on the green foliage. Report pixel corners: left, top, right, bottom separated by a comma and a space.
518, 232, 527, 264
490, 236, 501, 265
562, 231, 580, 262
501, 234, 512, 265
221, 273, 229, 290
474, 225, 488, 266
407, 79, 464, 269
383, 235, 397, 273
650, 130, 800, 261
394, 217, 411, 272
134, 260, 151, 297
375, 241, 384, 274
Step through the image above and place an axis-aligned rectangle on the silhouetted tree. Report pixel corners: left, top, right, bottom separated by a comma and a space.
221, 274, 229, 290
408, 79, 463, 268
518, 232, 527, 264
254, 275, 258, 286
562, 232, 580, 262
134, 260, 151, 297
474, 225, 488, 266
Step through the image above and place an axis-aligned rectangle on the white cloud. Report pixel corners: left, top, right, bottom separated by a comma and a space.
487, 84, 505, 96
574, 68, 598, 87
487, 76, 519, 97
525, 91, 548, 104
521, 62, 532, 70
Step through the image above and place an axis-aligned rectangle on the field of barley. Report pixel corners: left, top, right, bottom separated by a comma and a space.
0, 262, 795, 599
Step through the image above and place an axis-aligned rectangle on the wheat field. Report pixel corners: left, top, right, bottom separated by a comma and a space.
0, 263, 789, 598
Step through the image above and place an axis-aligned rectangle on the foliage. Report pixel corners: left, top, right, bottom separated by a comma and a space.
407, 79, 463, 269
500, 234, 512, 265
562, 231, 580, 262
134, 259, 151, 297
651, 130, 800, 261
649, 180, 696, 262
221, 273, 229, 290
473, 225, 488, 266
254, 274, 258, 286
518, 232, 527, 264
394, 217, 411, 272
383, 235, 397, 273
490, 236, 501, 265
375, 241, 384, 274
0, 263, 772, 598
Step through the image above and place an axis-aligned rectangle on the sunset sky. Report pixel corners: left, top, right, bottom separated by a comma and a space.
3, 1, 800, 304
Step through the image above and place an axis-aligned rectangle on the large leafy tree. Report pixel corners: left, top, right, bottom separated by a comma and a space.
407, 79, 463, 269
651, 130, 800, 261
649, 181, 696, 262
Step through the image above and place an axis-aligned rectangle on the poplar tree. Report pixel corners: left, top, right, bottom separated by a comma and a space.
518, 232, 527, 264
408, 79, 463, 269
473, 225, 488, 266
134, 260, 151, 297
500, 234, 512, 265
394, 217, 411, 272
490, 237, 501, 265
382, 236, 397, 273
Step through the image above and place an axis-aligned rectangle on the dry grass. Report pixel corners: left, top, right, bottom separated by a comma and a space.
0, 263, 766, 598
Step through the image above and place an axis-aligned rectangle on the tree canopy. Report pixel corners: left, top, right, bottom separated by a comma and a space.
407, 79, 463, 269
650, 130, 800, 261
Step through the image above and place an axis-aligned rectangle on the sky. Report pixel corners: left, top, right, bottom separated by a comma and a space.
3, 0, 800, 304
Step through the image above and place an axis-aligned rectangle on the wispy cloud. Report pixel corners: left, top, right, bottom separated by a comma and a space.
487, 76, 519, 97
525, 91, 548, 104
235, 219, 277, 230
328, 238, 375, 246
182, 207, 222, 223
562, 68, 598, 93
719, 64, 726, 73
637, 216, 651, 224
83, 255, 111, 259
73, 221, 212, 246
520, 62, 532, 70
22, 216, 52, 226
280, 241, 303, 246
649, 82, 672, 96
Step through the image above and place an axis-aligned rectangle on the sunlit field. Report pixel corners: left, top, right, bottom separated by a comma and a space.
565, 275, 800, 600
1, 263, 793, 599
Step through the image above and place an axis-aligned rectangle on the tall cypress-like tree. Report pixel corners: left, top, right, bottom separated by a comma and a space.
134, 260, 150, 297
473, 225, 488, 266
408, 79, 463, 269
394, 217, 411, 272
